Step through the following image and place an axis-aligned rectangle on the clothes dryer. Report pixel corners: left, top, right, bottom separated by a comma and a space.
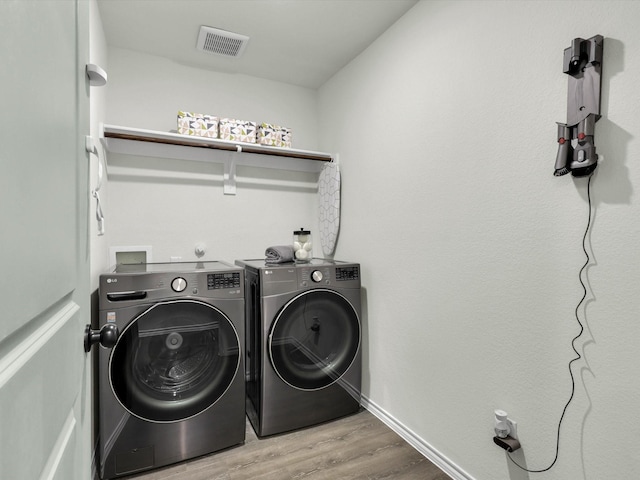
235, 259, 361, 437
96, 262, 245, 479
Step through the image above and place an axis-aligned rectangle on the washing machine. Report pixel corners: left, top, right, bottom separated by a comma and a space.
235, 258, 361, 437
95, 261, 245, 479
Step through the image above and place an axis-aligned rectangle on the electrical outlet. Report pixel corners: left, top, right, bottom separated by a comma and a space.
494, 409, 518, 439
493, 409, 521, 452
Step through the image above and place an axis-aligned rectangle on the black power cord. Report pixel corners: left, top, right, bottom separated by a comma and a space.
508, 174, 594, 473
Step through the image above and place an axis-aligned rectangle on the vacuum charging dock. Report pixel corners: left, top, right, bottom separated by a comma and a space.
554, 35, 603, 178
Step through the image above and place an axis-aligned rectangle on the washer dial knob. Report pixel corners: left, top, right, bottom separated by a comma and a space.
311, 270, 323, 283
171, 277, 187, 292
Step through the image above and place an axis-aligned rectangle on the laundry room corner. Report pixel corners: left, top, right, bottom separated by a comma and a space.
88, 4, 341, 476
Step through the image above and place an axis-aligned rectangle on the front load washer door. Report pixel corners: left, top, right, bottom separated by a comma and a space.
110, 299, 240, 422
269, 289, 360, 391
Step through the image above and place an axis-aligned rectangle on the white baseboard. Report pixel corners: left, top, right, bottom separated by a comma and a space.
361, 396, 475, 480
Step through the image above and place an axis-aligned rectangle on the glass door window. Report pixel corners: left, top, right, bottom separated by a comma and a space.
110, 300, 240, 422
269, 290, 360, 391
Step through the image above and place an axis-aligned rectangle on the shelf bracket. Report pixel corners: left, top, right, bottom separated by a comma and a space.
223, 150, 238, 195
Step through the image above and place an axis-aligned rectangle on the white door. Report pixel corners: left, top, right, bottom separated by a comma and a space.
0, 1, 90, 479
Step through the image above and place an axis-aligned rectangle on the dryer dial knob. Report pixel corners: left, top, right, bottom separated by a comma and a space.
311, 270, 323, 283
171, 277, 187, 292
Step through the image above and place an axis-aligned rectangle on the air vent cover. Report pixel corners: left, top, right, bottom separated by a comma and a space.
196, 26, 249, 58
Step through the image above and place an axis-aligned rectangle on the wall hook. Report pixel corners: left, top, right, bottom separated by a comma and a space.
554, 35, 603, 177
86, 63, 108, 87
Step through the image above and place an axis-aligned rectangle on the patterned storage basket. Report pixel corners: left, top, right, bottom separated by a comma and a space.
177, 111, 219, 138
219, 118, 257, 143
257, 123, 292, 148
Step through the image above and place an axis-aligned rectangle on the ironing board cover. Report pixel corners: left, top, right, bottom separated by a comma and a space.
318, 163, 340, 256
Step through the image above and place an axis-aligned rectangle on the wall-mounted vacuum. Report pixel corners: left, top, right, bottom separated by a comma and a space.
554, 35, 603, 177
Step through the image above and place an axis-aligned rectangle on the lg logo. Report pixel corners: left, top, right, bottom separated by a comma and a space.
106, 278, 118, 284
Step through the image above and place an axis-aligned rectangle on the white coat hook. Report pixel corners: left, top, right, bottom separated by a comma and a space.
86, 135, 106, 235
86, 64, 108, 87
85, 135, 98, 155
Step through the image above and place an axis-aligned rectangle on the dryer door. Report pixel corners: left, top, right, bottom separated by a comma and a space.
269, 289, 360, 391
109, 299, 240, 422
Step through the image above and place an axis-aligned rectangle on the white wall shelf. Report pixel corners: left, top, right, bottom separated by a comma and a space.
100, 124, 333, 195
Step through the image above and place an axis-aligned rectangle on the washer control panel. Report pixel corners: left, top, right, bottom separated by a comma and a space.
207, 272, 242, 290
100, 262, 244, 304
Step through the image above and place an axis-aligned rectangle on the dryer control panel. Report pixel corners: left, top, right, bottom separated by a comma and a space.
336, 266, 360, 281
298, 266, 331, 287
297, 264, 360, 289
234, 259, 360, 293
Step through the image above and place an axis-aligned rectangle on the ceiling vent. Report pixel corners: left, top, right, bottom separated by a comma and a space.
196, 26, 249, 58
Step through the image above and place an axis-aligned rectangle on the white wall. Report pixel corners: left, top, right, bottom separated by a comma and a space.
103, 47, 322, 265
319, 1, 640, 479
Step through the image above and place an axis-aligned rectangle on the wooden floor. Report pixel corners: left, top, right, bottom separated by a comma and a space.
123, 409, 451, 480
